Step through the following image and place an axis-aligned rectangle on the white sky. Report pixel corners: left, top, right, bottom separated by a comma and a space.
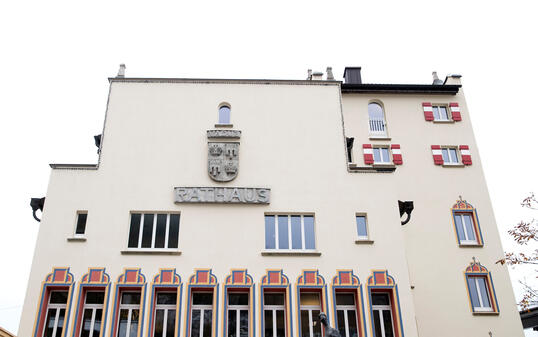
1, 0, 537, 334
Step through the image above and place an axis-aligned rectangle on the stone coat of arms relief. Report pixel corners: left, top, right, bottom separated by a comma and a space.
207, 130, 241, 182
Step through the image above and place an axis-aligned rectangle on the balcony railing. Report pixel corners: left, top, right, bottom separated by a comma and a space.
369, 118, 387, 137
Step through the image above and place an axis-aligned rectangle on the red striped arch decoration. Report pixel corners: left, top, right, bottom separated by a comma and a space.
260, 270, 293, 337
109, 268, 147, 337
184, 269, 219, 337
224, 269, 255, 337
331, 270, 367, 337
32, 267, 75, 337
366, 270, 404, 337
463, 260, 500, 314
225, 269, 254, 286
71, 268, 111, 337
148, 269, 182, 337
296, 270, 330, 336
261, 269, 289, 286
451, 198, 484, 246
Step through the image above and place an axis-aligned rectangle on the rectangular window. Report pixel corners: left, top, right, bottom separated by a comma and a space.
154, 292, 177, 337
299, 292, 322, 337
441, 148, 459, 164
227, 293, 249, 337
335, 293, 359, 337
454, 213, 478, 244
264, 215, 316, 251
373, 147, 390, 164
43, 291, 69, 337
75, 212, 88, 236
263, 292, 286, 337
190, 292, 213, 337
355, 215, 368, 240
117, 291, 141, 337
80, 291, 105, 337
127, 213, 180, 249
371, 293, 394, 337
467, 277, 493, 312
432, 105, 450, 121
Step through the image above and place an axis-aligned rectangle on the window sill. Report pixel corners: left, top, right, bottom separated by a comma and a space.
472, 311, 499, 316
459, 243, 483, 248
433, 120, 455, 124
368, 136, 391, 141
121, 248, 182, 255
214, 123, 233, 128
355, 239, 374, 244
67, 236, 87, 242
372, 163, 396, 169
442, 163, 465, 168
348, 164, 396, 173
261, 250, 321, 256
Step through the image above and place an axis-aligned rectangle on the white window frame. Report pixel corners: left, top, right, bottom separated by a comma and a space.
335, 293, 359, 337
266, 215, 316, 252
43, 291, 68, 337
372, 147, 391, 164
79, 291, 104, 337
226, 292, 250, 337
74, 211, 88, 238
371, 294, 395, 337
263, 292, 286, 337
469, 277, 493, 312
153, 292, 177, 337
355, 214, 369, 240
368, 102, 388, 137
128, 213, 180, 250
432, 105, 451, 121
117, 292, 141, 336
299, 292, 322, 337
441, 147, 460, 165
454, 213, 478, 244
190, 292, 214, 337
218, 105, 231, 125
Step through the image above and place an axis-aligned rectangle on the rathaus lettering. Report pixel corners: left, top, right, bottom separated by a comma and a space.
174, 187, 270, 204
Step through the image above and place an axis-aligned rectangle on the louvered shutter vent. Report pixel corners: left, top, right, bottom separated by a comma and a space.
431, 145, 443, 165
391, 144, 403, 165
460, 145, 472, 165
363, 144, 374, 165
423, 102, 434, 121
450, 102, 462, 121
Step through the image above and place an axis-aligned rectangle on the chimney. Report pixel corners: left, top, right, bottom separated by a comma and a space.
306, 69, 312, 80
311, 71, 323, 81
444, 74, 462, 85
117, 64, 126, 78
326, 67, 335, 81
343, 67, 362, 84
432, 71, 443, 85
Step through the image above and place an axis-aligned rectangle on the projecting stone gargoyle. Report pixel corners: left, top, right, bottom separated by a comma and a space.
319, 313, 341, 337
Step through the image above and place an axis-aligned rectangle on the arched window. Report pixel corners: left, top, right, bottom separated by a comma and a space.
464, 259, 499, 314
368, 102, 387, 137
218, 105, 231, 125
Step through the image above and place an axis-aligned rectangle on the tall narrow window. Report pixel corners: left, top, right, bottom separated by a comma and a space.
467, 276, 493, 312
80, 291, 104, 337
264, 215, 316, 251
153, 292, 177, 337
190, 292, 213, 337
263, 293, 286, 337
368, 103, 387, 137
371, 294, 394, 337
299, 292, 322, 337
454, 213, 477, 244
227, 293, 249, 337
219, 105, 231, 124
43, 291, 69, 337
127, 213, 180, 249
335, 294, 358, 337
355, 215, 368, 240
117, 292, 141, 337
75, 212, 88, 236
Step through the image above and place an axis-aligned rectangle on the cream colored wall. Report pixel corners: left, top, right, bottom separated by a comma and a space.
342, 90, 524, 336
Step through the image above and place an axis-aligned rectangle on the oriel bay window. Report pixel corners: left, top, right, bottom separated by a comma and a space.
226, 293, 249, 337
127, 213, 180, 250
153, 292, 177, 337
263, 292, 286, 337
299, 292, 322, 337
335, 293, 359, 337
79, 291, 105, 337
43, 291, 69, 337
190, 292, 213, 337
264, 215, 316, 251
117, 291, 142, 337
371, 293, 395, 337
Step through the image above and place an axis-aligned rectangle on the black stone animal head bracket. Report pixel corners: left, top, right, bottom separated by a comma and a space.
398, 200, 414, 225
30, 197, 45, 222
319, 312, 341, 337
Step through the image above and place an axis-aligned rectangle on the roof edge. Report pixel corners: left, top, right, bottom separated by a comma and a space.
342, 83, 461, 94
50, 163, 98, 170
108, 77, 342, 86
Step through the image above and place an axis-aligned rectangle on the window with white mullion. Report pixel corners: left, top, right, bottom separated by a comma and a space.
127, 213, 180, 249
467, 277, 492, 312
442, 148, 459, 164
164, 214, 170, 249
190, 292, 214, 337
117, 292, 141, 337
227, 293, 249, 337
335, 293, 358, 337
454, 213, 477, 244
299, 292, 322, 337
154, 292, 177, 337
263, 293, 286, 337
137, 214, 144, 248
43, 291, 68, 337
80, 291, 105, 337
265, 215, 316, 251
371, 294, 394, 337
432, 105, 450, 121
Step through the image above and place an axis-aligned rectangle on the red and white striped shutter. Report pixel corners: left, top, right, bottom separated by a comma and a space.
363, 144, 374, 165
391, 144, 403, 165
450, 102, 462, 121
423, 102, 434, 121
460, 145, 472, 165
431, 145, 443, 165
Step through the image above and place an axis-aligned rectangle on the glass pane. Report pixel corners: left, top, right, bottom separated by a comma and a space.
240, 310, 249, 337
228, 310, 237, 337
155, 214, 167, 248
381, 148, 390, 162
191, 309, 201, 337
304, 216, 315, 249
167, 309, 176, 337
454, 215, 466, 241
373, 310, 382, 337
368, 103, 384, 120
121, 292, 141, 305
50, 291, 68, 304
94, 309, 103, 336
382, 310, 394, 337
463, 215, 476, 241
467, 278, 480, 308
264, 293, 284, 306
278, 216, 289, 249
86, 291, 105, 304
219, 106, 231, 124
312, 310, 321, 337
76, 213, 88, 234
373, 148, 381, 162
371, 294, 389, 306
44, 308, 56, 337
477, 278, 491, 308
264, 310, 273, 337
301, 293, 320, 307
128, 213, 141, 248
442, 149, 449, 163
356, 216, 367, 237
291, 216, 302, 249
300, 311, 310, 337
265, 216, 276, 249
276, 310, 285, 337
81, 309, 93, 337
336, 294, 355, 306
56, 308, 65, 336
347, 310, 358, 337
157, 293, 177, 305
193, 293, 213, 305
432, 106, 440, 120
449, 149, 458, 163
229, 293, 249, 306
142, 214, 154, 248
336, 310, 346, 337
203, 310, 213, 337
439, 106, 448, 120
118, 309, 129, 337
168, 214, 180, 249
129, 309, 139, 337
155, 309, 165, 337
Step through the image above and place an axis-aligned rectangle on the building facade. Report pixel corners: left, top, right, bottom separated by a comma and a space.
19, 67, 524, 337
